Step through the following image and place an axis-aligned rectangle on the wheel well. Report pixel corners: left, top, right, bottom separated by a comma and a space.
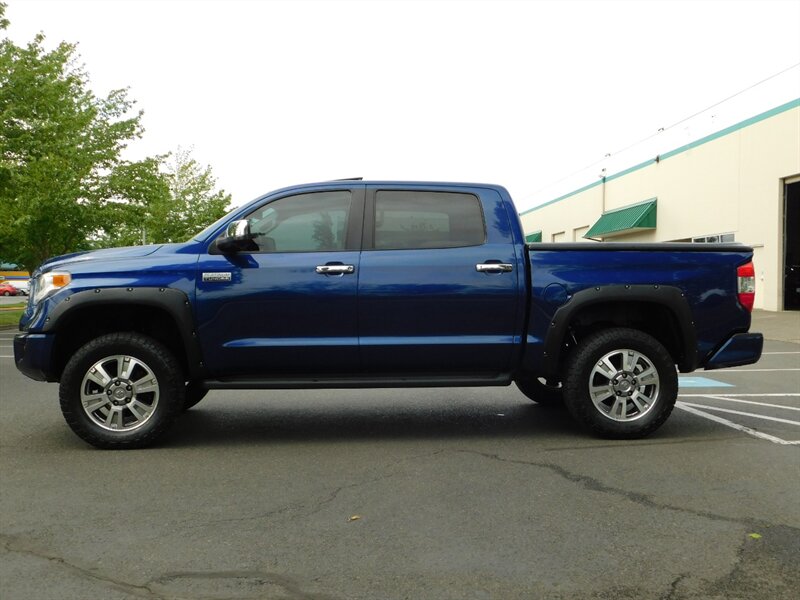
50, 304, 189, 380
560, 301, 685, 373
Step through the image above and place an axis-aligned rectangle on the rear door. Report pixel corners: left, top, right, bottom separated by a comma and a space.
196, 186, 365, 377
357, 185, 522, 374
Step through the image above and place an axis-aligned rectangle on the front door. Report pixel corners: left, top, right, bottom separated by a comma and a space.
196, 187, 364, 377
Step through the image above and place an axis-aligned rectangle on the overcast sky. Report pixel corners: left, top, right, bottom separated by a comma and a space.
5, 0, 800, 211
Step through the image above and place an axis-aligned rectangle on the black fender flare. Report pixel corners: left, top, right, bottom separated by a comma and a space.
541, 284, 698, 377
43, 287, 206, 379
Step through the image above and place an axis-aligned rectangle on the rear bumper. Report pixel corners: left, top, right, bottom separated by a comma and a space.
13, 333, 57, 382
704, 332, 763, 370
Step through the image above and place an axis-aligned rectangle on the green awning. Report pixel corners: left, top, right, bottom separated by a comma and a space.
585, 198, 657, 239
525, 230, 542, 243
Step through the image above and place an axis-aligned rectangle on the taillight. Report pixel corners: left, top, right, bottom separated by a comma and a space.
737, 262, 755, 312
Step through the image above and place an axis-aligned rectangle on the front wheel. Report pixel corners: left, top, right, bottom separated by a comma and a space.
563, 328, 677, 439
59, 333, 185, 449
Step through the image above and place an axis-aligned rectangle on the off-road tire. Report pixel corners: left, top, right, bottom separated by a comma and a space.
59, 332, 185, 449
563, 328, 677, 439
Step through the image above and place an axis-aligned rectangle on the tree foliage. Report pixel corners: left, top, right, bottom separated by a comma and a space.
0, 4, 232, 271
150, 147, 231, 244
91, 149, 231, 248
90, 156, 171, 248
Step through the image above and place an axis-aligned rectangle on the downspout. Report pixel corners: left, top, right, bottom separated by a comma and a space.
598, 167, 607, 242
600, 167, 607, 214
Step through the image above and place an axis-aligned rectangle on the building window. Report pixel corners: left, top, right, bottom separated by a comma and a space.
573, 226, 590, 241
693, 233, 735, 243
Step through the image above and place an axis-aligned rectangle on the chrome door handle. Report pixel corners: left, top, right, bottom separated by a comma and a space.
476, 263, 513, 273
315, 264, 355, 275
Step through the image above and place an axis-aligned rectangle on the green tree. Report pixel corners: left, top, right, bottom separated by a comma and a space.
90, 156, 171, 248
149, 147, 231, 244
0, 5, 172, 271
90, 149, 232, 247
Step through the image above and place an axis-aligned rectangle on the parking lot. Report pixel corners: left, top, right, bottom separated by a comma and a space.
1, 312, 798, 600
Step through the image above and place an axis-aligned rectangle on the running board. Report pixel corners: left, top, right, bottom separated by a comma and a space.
202, 373, 512, 390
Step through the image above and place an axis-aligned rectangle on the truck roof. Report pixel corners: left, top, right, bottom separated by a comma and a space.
267, 180, 510, 194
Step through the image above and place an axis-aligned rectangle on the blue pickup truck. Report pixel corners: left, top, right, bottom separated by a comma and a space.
14, 181, 763, 448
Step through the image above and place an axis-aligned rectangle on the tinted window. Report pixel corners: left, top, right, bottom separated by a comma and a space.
244, 191, 352, 252
374, 191, 485, 250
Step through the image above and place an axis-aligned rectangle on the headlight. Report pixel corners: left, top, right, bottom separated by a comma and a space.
32, 272, 72, 305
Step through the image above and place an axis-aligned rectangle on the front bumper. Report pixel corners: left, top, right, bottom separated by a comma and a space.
13, 333, 57, 382
704, 332, 764, 370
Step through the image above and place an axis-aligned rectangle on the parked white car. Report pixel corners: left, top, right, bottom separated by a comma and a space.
10, 280, 30, 295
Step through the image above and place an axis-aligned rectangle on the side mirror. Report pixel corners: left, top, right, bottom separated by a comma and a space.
216, 220, 257, 253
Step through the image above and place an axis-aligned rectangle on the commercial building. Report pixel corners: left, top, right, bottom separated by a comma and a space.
520, 99, 800, 311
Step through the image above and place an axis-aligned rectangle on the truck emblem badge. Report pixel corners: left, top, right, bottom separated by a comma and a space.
202, 272, 232, 282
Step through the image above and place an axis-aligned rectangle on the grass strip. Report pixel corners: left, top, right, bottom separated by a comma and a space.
0, 305, 24, 328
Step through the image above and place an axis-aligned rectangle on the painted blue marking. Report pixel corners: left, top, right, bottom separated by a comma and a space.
678, 376, 734, 388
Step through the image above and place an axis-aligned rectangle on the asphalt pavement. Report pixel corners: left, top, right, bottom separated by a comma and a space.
0, 312, 798, 599
0, 296, 26, 306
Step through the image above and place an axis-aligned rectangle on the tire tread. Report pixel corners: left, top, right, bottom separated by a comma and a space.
563, 327, 677, 439
59, 332, 184, 449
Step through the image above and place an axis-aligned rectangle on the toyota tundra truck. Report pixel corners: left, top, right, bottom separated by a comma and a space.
13, 181, 763, 448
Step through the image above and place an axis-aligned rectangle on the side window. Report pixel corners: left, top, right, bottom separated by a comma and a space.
245, 191, 352, 252
374, 191, 485, 250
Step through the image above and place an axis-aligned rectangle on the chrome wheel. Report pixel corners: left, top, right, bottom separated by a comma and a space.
80, 354, 160, 432
588, 348, 660, 422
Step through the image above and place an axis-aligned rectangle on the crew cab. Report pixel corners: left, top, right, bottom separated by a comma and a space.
14, 181, 763, 448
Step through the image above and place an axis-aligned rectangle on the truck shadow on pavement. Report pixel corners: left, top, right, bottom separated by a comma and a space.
159, 390, 707, 449
166, 397, 582, 448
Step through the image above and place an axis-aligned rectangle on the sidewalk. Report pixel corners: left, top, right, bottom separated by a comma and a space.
751, 309, 800, 344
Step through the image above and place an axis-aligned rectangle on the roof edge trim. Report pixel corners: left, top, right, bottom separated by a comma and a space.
520, 97, 800, 216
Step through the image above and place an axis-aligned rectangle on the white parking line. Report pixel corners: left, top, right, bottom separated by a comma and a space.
675, 402, 800, 445
761, 351, 800, 355
680, 393, 800, 397
678, 401, 800, 426
678, 395, 800, 411
708, 368, 800, 373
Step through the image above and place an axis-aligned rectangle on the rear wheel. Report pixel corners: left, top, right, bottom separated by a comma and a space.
59, 332, 184, 449
515, 375, 563, 406
563, 328, 677, 438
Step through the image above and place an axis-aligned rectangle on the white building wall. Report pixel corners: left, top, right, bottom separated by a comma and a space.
520, 102, 800, 311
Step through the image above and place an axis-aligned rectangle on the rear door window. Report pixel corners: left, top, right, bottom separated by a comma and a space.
373, 190, 485, 250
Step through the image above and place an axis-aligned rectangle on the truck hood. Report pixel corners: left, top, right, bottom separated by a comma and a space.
38, 245, 164, 273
